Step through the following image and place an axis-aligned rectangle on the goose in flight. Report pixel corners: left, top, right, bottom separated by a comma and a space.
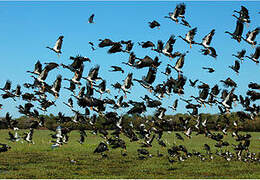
229, 60, 240, 74
122, 52, 136, 67
162, 35, 177, 59
148, 20, 160, 29
164, 3, 186, 23
120, 73, 133, 97
26, 60, 42, 75
83, 65, 102, 87
88, 14, 95, 23
245, 46, 260, 64
134, 67, 157, 92
232, 49, 246, 62
32, 62, 59, 83
242, 27, 260, 47
233, 6, 250, 25
46, 35, 64, 57
109, 66, 124, 73
196, 29, 215, 54
225, 20, 244, 43
178, 27, 198, 48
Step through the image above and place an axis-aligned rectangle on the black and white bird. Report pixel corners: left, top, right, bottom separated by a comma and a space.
26, 60, 42, 75
162, 35, 177, 59
33, 62, 59, 83
178, 27, 198, 48
133, 67, 157, 92
83, 65, 102, 87
88, 14, 95, 23
168, 52, 187, 74
233, 6, 250, 25
122, 52, 136, 67
169, 99, 178, 111
202, 67, 215, 73
180, 18, 191, 28
109, 66, 124, 73
94, 80, 111, 98
245, 46, 260, 64
63, 98, 73, 109
164, 3, 186, 23
46, 35, 64, 56
121, 73, 133, 97
23, 128, 34, 144
225, 20, 244, 43
229, 60, 240, 74
242, 27, 260, 47
232, 49, 246, 62
149, 20, 160, 29
196, 29, 215, 49
184, 127, 192, 139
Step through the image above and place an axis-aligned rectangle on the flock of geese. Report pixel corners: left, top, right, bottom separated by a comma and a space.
0, 4, 260, 164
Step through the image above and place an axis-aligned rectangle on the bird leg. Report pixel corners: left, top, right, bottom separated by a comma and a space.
124, 94, 127, 99
55, 94, 58, 100
190, 43, 192, 49
90, 106, 93, 111
252, 44, 255, 49
246, 22, 249, 28
57, 53, 60, 58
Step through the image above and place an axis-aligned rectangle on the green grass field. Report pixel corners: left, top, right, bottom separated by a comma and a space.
0, 129, 259, 179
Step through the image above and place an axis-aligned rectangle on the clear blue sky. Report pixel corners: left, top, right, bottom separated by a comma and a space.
0, 1, 259, 118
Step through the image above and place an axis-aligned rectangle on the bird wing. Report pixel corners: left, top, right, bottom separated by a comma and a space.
54, 36, 63, 51
202, 29, 215, 46
234, 20, 244, 36
144, 67, 157, 84
186, 28, 197, 42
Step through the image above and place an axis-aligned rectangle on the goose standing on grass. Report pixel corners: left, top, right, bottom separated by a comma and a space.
245, 46, 260, 64
178, 28, 198, 48
46, 35, 64, 57
0, 143, 11, 153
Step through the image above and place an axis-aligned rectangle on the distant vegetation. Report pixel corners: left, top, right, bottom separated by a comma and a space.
1, 112, 259, 132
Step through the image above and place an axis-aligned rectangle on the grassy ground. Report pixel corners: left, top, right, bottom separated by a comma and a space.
0, 129, 259, 178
